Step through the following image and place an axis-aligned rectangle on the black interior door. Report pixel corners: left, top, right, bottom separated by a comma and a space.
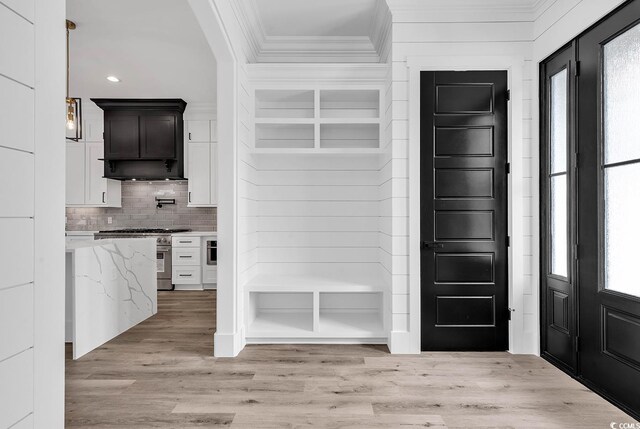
540, 44, 578, 372
420, 71, 509, 351
577, 0, 640, 415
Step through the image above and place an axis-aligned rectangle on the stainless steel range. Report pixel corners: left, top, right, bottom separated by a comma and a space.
94, 228, 191, 290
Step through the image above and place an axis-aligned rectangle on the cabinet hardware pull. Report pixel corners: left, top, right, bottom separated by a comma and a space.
102, 192, 106, 203
179, 274, 192, 277
188, 192, 191, 203
179, 255, 192, 258
189, 132, 192, 140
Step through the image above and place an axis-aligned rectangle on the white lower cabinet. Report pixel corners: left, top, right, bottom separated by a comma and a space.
172, 234, 217, 290
66, 141, 121, 207
187, 142, 217, 207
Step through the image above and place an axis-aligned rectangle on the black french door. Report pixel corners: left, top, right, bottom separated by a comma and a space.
577, 0, 640, 416
540, 44, 578, 373
541, 0, 640, 418
420, 71, 509, 351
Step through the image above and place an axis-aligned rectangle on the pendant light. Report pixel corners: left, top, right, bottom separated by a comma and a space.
66, 19, 82, 141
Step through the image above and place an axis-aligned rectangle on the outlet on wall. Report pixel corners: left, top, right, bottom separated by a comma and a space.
107, 217, 113, 224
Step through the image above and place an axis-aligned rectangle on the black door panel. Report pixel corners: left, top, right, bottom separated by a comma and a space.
421, 70, 508, 351
577, 0, 640, 416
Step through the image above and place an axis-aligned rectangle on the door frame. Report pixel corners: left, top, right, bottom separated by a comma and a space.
403, 55, 530, 354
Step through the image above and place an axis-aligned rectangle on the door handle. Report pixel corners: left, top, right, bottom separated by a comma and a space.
421, 241, 444, 249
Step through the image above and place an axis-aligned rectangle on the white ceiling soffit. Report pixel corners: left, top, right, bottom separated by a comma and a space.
235, 0, 391, 63
67, 0, 217, 108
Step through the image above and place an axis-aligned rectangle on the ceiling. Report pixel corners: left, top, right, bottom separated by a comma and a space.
237, 0, 387, 62
254, 0, 378, 37
66, 0, 217, 108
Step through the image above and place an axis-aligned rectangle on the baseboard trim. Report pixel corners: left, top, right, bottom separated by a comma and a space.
213, 329, 244, 357
388, 331, 420, 354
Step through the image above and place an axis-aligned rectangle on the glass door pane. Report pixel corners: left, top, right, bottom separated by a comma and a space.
549, 69, 568, 277
603, 23, 640, 297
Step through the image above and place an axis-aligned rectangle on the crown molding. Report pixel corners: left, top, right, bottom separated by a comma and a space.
386, 0, 556, 22
247, 63, 389, 84
370, 0, 392, 63
232, 0, 388, 63
230, 0, 261, 62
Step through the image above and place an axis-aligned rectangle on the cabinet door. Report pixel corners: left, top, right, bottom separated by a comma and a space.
186, 120, 210, 142
104, 113, 139, 159
84, 142, 108, 205
210, 143, 218, 205
140, 113, 176, 159
65, 142, 85, 205
187, 142, 211, 206
84, 115, 104, 142
209, 121, 217, 142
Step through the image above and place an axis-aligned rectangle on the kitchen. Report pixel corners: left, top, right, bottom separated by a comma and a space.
63, 0, 219, 357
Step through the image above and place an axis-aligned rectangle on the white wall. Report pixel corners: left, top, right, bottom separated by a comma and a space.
0, 0, 65, 426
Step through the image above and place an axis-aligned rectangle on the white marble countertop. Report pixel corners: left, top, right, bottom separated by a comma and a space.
66, 237, 155, 251
65, 237, 157, 359
171, 231, 217, 237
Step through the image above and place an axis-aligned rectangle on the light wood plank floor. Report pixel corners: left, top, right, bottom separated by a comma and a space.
66, 291, 637, 428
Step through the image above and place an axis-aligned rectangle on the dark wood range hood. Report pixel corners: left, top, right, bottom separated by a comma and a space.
91, 99, 187, 180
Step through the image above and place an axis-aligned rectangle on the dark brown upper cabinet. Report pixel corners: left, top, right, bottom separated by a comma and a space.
92, 99, 187, 180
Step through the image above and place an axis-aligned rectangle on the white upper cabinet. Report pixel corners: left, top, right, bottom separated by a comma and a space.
84, 142, 120, 206
83, 116, 104, 142
186, 120, 210, 142
210, 120, 217, 141
187, 142, 211, 206
66, 141, 121, 207
65, 142, 85, 206
184, 119, 217, 207
210, 143, 218, 205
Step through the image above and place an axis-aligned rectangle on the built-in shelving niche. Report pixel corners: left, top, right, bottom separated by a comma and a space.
247, 289, 385, 341
253, 88, 382, 153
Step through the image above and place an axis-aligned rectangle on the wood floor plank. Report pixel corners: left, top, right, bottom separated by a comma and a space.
65, 290, 638, 428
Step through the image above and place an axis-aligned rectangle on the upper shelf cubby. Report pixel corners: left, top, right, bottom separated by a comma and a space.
255, 90, 315, 119
252, 87, 383, 153
320, 90, 379, 119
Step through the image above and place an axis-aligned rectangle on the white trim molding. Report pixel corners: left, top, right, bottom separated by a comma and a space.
230, 0, 391, 63
189, 0, 241, 357
406, 55, 533, 355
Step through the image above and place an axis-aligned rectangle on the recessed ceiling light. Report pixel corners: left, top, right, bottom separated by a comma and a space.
106, 76, 120, 83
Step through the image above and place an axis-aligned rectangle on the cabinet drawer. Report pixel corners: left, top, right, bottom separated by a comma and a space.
172, 266, 201, 284
172, 236, 200, 247
203, 266, 217, 284
172, 247, 201, 266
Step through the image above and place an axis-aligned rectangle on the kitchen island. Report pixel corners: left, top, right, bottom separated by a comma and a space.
66, 238, 157, 359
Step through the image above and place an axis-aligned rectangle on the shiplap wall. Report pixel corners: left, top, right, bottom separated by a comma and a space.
0, 2, 37, 427
379, 4, 396, 338
1, 0, 65, 425
388, 4, 536, 352
252, 154, 383, 279
238, 62, 259, 288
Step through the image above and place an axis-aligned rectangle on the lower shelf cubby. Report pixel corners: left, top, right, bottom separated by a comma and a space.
247, 292, 314, 337
319, 292, 384, 337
